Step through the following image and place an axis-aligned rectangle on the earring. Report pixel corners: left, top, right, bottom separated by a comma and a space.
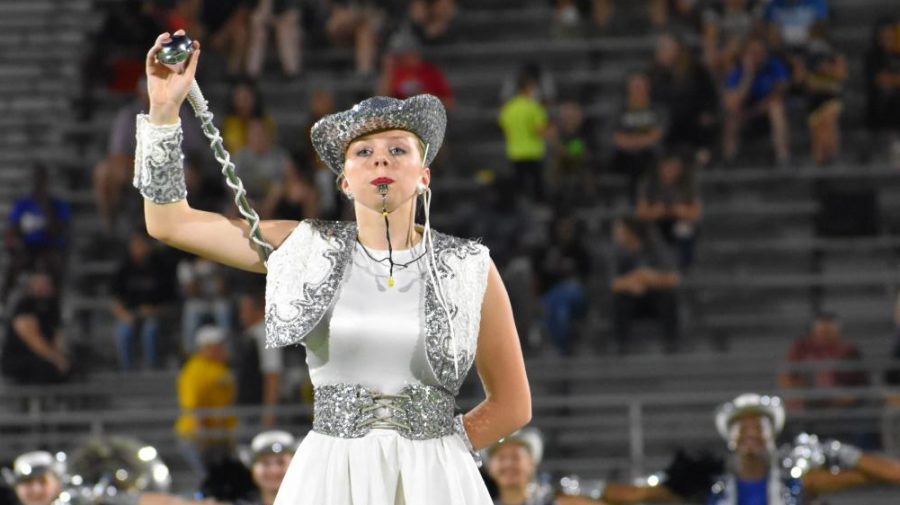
416, 183, 426, 195
345, 191, 354, 200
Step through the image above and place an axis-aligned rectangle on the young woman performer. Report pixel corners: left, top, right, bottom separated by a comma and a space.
137, 31, 531, 504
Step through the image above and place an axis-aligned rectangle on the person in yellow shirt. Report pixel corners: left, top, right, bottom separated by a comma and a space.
176, 325, 236, 476
221, 80, 277, 154
498, 70, 551, 203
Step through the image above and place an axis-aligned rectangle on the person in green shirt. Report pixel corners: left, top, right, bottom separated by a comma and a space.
499, 72, 551, 202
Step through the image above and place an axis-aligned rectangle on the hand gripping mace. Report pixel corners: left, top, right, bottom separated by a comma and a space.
157, 34, 274, 264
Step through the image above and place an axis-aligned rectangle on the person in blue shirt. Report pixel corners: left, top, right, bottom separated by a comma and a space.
1, 164, 70, 302
723, 37, 791, 165
764, 0, 828, 51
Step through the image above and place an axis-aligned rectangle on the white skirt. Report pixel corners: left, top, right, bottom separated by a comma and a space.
274, 428, 493, 505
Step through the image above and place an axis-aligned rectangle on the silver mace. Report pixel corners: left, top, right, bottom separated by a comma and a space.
157, 34, 273, 264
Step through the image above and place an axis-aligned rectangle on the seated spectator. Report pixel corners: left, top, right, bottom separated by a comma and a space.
376, 30, 453, 108
500, 238, 540, 356
409, 0, 457, 45
554, 0, 674, 34
649, 31, 719, 166
93, 78, 205, 232
702, 0, 765, 76
2, 165, 69, 303
177, 256, 233, 356
550, 100, 596, 201
764, 0, 828, 53
89, 1, 169, 94
0, 272, 69, 385
535, 216, 590, 355
246, 0, 301, 78
779, 313, 869, 410
499, 71, 551, 203
722, 37, 791, 165
176, 325, 236, 476
233, 118, 294, 208
193, 0, 251, 77
610, 217, 681, 354
551, 0, 583, 37
264, 163, 321, 220
324, 1, 384, 76
636, 150, 702, 270
298, 89, 339, 219
864, 19, 900, 162
111, 231, 175, 371
235, 289, 284, 427
610, 72, 665, 200
798, 38, 847, 165
222, 80, 276, 154
167, 0, 200, 35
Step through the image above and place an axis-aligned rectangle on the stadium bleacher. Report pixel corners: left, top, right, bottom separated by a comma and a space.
2, 0, 900, 502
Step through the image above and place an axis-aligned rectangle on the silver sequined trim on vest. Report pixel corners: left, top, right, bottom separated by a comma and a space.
265, 220, 356, 347
265, 220, 488, 395
424, 232, 484, 394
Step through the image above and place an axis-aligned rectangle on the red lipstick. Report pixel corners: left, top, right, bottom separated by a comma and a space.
371, 177, 394, 185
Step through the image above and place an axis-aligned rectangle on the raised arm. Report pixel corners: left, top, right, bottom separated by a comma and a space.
556, 483, 681, 505
804, 452, 900, 496
145, 200, 296, 273
141, 31, 298, 273
462, 259, 532, 449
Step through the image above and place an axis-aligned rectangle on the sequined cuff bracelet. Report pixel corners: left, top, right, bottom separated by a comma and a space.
453, 413, 483, 467
133, 114, 188, 204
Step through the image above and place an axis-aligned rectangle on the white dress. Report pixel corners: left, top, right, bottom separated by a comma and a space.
273, 241, 493, 505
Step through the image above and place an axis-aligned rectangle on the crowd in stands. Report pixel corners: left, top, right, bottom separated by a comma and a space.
5, 0, 900, 489
5, 0, 900, 370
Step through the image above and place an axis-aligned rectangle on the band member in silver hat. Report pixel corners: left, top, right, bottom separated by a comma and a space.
5, 449, 215, 505
233, 431, 297, 505
7, 451, 63, 505
485, 428, 554, 505
137, 29, 530, 505
558, 392, 900, 505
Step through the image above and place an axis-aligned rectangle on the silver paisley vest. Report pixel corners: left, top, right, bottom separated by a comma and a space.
264, 219, 491, 395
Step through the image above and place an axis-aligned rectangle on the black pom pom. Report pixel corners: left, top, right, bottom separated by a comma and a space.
662, 448, 725, 500
199, 457, 257, 502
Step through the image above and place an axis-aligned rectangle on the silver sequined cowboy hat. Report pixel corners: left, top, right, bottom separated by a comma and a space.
715, 393, 786, 441
310, 94, 447, 175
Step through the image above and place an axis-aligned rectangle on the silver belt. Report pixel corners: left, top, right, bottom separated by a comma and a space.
312, 383, 457, 440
